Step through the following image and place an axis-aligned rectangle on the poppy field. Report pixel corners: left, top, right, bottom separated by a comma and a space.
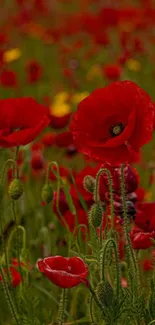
1, 0, 155, 324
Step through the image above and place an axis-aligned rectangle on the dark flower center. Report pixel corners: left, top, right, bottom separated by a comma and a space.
110, 123, 125, 137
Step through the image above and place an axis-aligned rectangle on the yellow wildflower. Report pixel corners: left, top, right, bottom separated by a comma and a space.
126, 59, 141, 72
72, 92, 89, 105
3, 48, 21, 63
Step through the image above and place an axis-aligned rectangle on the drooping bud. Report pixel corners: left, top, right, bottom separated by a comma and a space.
41, 184, 53, 204
96, 281, 114, 308
83, 175, 95, 193
9, 178, 23, 200
89, 203, 103, 228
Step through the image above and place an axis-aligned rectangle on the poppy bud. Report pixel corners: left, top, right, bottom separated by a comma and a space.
8, 178, 23, 200
83, 175, 95, 193
41, 184, 53, 204
89, 203, 103, 228
96, 281, 114, 308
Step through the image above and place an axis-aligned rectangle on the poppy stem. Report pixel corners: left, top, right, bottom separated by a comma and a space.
57, 288, 67, 325
94, 168, 114, 232
87, 283, 106, 315
11, 200, 23, 283
0, 267, 20, 325
45, 161, 71, 232
14, 146, 19, 178
99, 238, 121, 298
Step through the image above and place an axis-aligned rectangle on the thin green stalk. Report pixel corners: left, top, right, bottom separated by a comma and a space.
100, 238, 121, 298
0, 267, 20, 325
89, 294, 95, 324
88, 283, 106, 315
11, 200, 23, 282
95, 168, 114, 232
58, 288, 66, 325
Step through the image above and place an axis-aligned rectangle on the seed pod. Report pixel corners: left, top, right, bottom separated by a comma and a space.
41, 184, 53, 204
9, 178, 23, 200
83, 175, 95, 193
89, 203, 103, 228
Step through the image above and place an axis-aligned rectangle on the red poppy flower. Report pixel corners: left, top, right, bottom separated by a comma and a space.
135, 202, 155, 232
41, 132, 55, 147
103, 64, 122, 81
31, 150, 45, 171
54, 131, 74, 148
26, 60, 43, 84
38, 256, 88, 288
142, 259, 153, 271
101, 163, 138, 194
130, 227, 155, 249
53, 189, 69, 216
50, 113, 71, 129
0, 97, 50, 148
70, 81, 154, 165
0, 69, 18, 88
0, 258, 24, 288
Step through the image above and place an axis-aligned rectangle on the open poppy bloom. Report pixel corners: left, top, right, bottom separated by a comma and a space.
38, 256, 88, 288
0, 97, 50, 148
70, 81, 154, 165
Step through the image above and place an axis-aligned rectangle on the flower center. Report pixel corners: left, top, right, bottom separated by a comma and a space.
110, 123, 125, 137
68, 266, 71, 272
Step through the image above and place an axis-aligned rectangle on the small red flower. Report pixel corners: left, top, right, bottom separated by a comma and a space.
54, 131, 74, 148
142, 259, 154, 271
0, 69, 18, 88
0, 258, 24, 288
26, 60, 43, 84
103, 64, 122, 81
0, 97, 50, 148
130, 227, 155, 249
41, 132, 55, 147
135, 202, 155, 232
38, 256, 88, 288
31, 150, 45, 171
50, 113, 71, 129
70, 81, 154, 165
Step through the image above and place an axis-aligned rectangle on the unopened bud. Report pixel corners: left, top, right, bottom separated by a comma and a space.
41, 184, 53, 204
9, 178, 23, 200
89, 203, 103, 228
83, 175, 95, 193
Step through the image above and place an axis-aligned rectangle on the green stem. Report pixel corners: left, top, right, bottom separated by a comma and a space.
58, 288, 66, 325
89, 294, 95, 324
14, 147, 19, 178
148, 321, 155, 325
46, 161, 70, 232
95, 168, 114, 232
88, 283, 106, 315
11, 200, 23, 282
100, 238, 121, 298
0, 267, 20, 325
0, 159, 18, 190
